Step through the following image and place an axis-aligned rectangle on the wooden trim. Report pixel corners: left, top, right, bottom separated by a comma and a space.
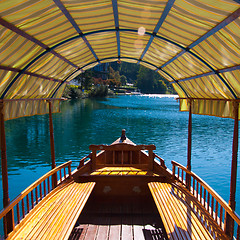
229, 101, 239, 210
0, 102, 9, 208
187, 99, 192, 171
148, 182, 226, 239
48, 101, 56, 171
186, 99, 192, 190
48, 101, 57, 188
148, 149, 153, 171
154, 154, 167, 168
77, 154, 91, 169
0, 101, 14, 236
0, 161, 72, 220
7, 181, 95, 239
91, 149, 97, 171
225, 101, 239, 237
89, 143, 156, 151
171, 161, 240, 226
95, 163, 149, 168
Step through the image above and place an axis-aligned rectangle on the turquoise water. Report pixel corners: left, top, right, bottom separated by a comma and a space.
0, 95, 239, 234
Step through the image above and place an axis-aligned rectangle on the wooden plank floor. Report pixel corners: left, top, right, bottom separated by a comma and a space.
68, 195, 168, 240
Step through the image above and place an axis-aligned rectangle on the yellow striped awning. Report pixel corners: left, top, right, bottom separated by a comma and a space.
0, 0, 240, 119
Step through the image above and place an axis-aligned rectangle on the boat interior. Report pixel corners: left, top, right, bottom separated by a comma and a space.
1, 133, 238, 239
0, 0, 240, 239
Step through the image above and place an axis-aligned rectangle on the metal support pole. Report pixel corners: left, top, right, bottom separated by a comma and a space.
186, 100, 192, 189
225, 101, 239, 237
0, 101, 13, 236
48, 101, 57, 188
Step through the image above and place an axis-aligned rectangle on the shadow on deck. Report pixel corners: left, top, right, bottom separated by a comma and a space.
68, 195, 168, 240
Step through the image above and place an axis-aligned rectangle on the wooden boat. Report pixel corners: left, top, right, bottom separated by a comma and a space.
0, 0, 240, 239
0, 130, 239, 239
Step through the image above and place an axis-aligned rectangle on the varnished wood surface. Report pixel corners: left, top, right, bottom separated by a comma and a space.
69, 195, 168, 240
172, 161, 240, 227
149, 182, 230, 240
89, 143, 156, 151
0, 161, 72, 221
7, 181, 95, 240
90, 167, 160, 176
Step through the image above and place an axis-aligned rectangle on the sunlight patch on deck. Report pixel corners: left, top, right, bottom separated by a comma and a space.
90, 167, 151, 176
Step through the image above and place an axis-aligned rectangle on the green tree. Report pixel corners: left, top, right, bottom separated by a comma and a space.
119, 62, 140, 83
109, 66, 115, 79
108, 66, 121, 87
120, 75, 127, 86
155, 80, 167, 93
114, 71, 120, 82
109, 62, 140, 84
108, 78, 121, 88
75, 70, 93, 90
89, 85, 108, 97
137, 66, 169, 94
137, 66, 155, 93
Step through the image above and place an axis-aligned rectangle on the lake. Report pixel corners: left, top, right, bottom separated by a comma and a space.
0, 94, 239, 235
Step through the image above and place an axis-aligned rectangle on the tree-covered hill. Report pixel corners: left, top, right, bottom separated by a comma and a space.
65, 62, 176, 98
108, 62, 176, 94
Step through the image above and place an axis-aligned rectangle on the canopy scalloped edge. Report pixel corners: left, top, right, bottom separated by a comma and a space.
0, 0, 240, 120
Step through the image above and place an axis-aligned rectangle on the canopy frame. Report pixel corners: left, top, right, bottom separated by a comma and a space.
1, 17, 239, 100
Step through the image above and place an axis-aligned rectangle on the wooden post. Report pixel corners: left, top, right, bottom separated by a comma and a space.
48, 101, 57, 188
172, 163, 175, 181
0, 101, 14, 236
225, 101, 239, 237
91, 149, 97, 171
148, 149, 154, 171
186, 99, 192, 189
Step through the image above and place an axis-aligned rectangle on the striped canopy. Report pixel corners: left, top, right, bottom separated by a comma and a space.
0, 0, 240, 120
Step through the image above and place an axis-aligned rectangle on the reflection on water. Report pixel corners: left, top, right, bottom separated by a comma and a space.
0, 95, 239, 218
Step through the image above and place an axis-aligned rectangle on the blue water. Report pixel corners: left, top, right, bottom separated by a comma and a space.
0, 95, 239, 235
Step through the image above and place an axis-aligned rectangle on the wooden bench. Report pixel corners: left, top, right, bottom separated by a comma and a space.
7, 180, 95, 240
148, 182, 229, 240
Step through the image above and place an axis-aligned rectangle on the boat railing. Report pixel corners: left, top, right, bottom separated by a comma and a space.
89, 143, 156, 170
77, 146, 167, 171
172, 161, 240, 239
0, 161, 72, 238
77, 153, 92, 169
154, 153, 167, 169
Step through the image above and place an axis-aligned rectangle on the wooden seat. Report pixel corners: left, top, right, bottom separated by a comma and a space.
148, 182, 229, 240
7, 180, 95, 240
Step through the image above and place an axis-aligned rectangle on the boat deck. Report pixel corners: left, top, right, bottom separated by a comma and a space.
69, 195, 168, 240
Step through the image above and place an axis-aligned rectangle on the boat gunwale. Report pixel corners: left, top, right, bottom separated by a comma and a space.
172, 160, 240, 226
0, 161, 72, 220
